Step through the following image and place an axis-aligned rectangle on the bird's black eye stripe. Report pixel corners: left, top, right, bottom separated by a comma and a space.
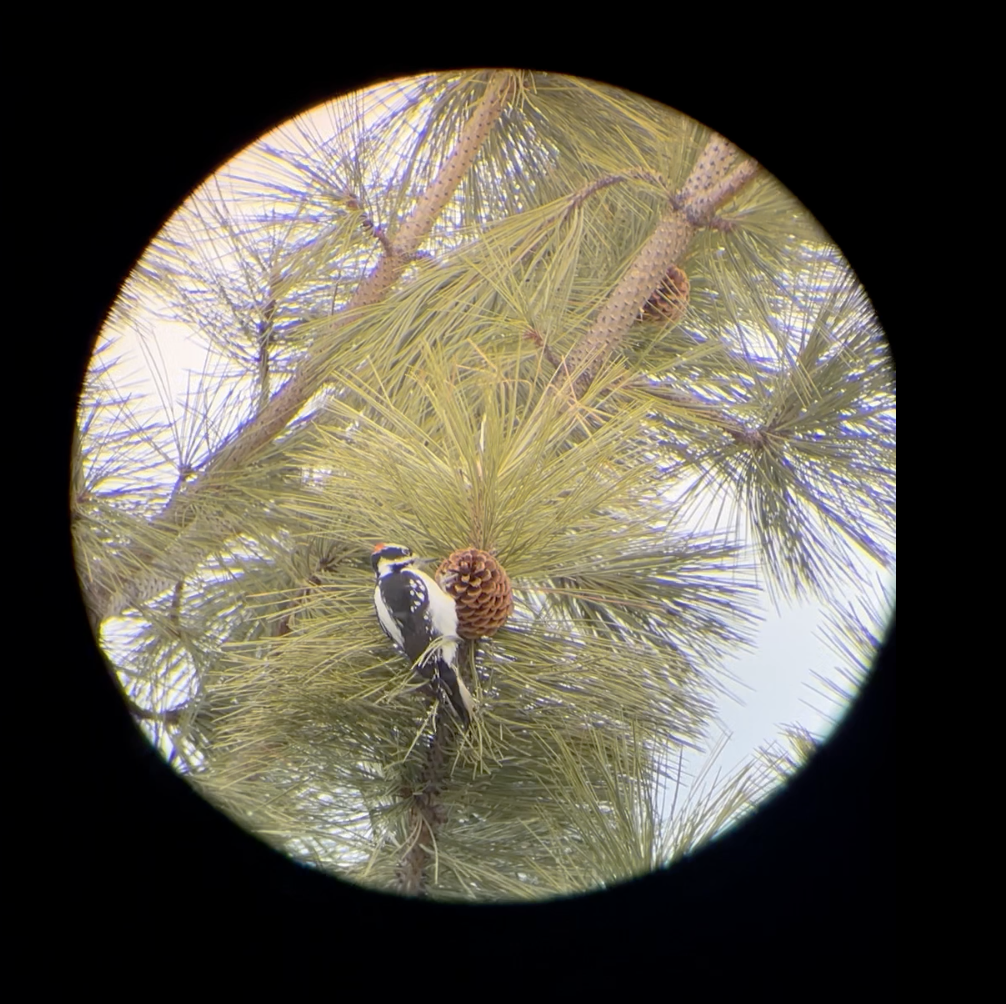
371, 543, 414, 570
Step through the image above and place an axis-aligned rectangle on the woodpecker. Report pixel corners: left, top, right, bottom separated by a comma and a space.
371, 543, 475, 725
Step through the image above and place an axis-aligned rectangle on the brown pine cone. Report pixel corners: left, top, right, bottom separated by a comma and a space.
436, 548, 514, 639
639, 263, 689, 324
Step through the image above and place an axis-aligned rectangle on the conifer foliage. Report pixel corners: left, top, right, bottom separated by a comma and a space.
73, 71, 895, 899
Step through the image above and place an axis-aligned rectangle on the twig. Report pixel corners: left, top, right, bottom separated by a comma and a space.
637, 379, 766, 445
274, 544, 347, 636
125, 695, 187, 725
566, 169, 666, 213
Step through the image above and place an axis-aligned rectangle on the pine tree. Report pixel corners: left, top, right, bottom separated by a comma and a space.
72, 70, 895, 900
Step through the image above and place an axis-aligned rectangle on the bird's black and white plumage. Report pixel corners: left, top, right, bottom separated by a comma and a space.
371, 543, 475, 725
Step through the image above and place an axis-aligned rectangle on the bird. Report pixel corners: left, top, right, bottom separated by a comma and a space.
371, 543, 475, 725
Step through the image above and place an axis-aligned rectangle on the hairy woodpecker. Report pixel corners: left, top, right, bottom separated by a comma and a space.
371, 543, 475, 725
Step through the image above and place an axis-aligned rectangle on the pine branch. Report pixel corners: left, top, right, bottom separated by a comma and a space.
563, 134, 759, 392
88, 72, 515, 626
395, 724, 457, 896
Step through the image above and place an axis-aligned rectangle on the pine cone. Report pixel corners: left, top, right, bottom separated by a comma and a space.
639, 263, 689, 324
436, 548, 514, 639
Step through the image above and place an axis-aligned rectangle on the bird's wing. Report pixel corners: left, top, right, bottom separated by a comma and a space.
376, 574, 431, 663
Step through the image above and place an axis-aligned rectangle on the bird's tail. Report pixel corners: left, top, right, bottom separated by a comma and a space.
434, 657, 475, 726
